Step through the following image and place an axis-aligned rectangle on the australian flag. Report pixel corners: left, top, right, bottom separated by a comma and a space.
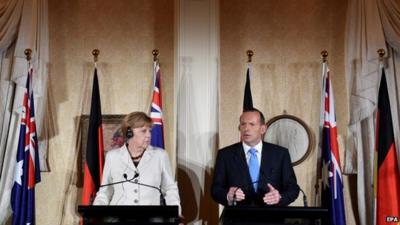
11, 66, 41, 225
150, 61, 165, 149
320, 66, 346, 225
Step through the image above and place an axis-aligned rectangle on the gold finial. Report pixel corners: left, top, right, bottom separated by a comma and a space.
24, 49, 32, 61
321, 50, 328, 62
152, 49, 159, 62
92, 49, 100, 62
377, 49, 385, 61
247, 50, 254, 63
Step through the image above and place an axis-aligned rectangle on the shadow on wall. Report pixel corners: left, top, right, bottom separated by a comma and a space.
177, 163, 219, 225
58, 62, 102, 224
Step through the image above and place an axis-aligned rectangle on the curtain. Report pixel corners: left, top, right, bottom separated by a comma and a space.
0, 0, 24, 51
0, 0, 49, 223
344, 0, 400, 224
175, 0, 220, 224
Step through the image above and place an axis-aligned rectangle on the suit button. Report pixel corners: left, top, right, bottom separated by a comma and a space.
134, 189, 138, 193
134, 199, 138, 204
134, 179, 138, 183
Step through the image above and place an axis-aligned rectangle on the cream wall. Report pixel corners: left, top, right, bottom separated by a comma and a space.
36, 0, 358, 225
38, 1, 174, 224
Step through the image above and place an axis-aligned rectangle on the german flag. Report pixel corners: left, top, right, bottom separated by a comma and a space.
82, 68, 104, 205
375, 68, 400, 225
243, 67, 253, 111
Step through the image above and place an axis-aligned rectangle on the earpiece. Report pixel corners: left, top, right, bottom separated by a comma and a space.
126, 127, 134, 139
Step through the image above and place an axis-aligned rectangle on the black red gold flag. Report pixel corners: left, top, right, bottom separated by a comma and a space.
375, 68, 400, 225
82, 68, 104, 205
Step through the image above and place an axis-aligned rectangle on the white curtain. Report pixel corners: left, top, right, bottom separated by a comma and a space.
175, 0, 220, 224
0, 0, 49, 224
344, 0, 400, 224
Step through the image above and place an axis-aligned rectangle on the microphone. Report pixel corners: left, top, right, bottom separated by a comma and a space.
232, 179, 260, 206
99, 172, 139, 188
299, 188, 308, 207
122, 172, 139, 181
232, 187, 240, 206
124, 173, 166, 206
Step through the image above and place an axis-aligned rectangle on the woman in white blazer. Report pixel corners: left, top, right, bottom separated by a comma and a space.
93, 112, 181, 214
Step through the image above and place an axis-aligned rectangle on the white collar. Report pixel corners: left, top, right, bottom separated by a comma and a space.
242, 141, 263, 154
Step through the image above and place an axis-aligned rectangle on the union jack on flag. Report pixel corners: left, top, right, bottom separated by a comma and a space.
150, 61, 164, 149
320, 65, 346, 225
11, 66, 41, 225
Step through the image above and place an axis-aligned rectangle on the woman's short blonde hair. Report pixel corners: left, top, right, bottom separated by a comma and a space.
121, 112, 153, 138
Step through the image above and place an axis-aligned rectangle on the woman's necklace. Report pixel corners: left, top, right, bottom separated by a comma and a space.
131, 151, 144, 161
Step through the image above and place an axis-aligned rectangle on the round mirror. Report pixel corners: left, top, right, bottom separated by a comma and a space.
264, 114, 314, 166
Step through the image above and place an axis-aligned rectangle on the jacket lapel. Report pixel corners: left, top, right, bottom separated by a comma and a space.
119, 145, 137, 179
260, 143, 274, 187
137, 146, 154, 171
233, 144, 254, 191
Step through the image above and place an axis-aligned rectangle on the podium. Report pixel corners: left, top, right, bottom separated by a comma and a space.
78, 205, 179, 225
220, 206, 328, 225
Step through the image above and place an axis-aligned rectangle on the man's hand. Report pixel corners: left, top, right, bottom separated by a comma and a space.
263, 183, 281, 205
227, 187, 245, 204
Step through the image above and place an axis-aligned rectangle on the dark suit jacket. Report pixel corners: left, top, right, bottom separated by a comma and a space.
211, 142, 299, 206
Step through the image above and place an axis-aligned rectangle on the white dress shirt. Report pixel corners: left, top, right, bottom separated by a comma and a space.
242, 141, 263, 166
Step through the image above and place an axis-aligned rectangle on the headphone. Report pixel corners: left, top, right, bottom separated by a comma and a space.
126, 127, 134, 139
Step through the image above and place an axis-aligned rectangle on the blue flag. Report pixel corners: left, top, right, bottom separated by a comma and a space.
150, 61, 164, 149
11, 67, 41, 225
320, 65, 346, 225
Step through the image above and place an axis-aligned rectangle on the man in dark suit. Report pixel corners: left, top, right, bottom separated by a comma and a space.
211, 108, 299, 206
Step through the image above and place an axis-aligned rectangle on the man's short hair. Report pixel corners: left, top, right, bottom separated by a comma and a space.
242, 108, 266, 124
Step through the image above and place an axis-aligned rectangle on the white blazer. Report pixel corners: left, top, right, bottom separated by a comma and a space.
93, 145, 181, 213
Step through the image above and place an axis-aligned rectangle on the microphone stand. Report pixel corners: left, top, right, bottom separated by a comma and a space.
125, 177, 166, 206
299, 188, 308, 207
232, 187, 240, 206
231, 179, 260, 206
99, 173, 139, 188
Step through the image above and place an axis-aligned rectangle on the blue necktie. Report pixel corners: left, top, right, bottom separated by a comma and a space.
248, 148, 260, 191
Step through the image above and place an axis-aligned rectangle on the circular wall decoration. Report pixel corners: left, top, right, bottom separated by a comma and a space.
264, 114, 314, 166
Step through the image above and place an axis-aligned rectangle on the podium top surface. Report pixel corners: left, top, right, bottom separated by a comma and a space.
222, 206, 328, 219
78, 205, 179, 218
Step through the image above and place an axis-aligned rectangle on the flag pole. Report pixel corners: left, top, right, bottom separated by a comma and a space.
24, 48, 32, 62
150, 49, 165, 149
150, 49, 159, 113
243, 50, 254, 111
153, 49, 159, 62
377, 48, 385, 65
374, 48, 386, 225
374, 47, 400, 225
315, 50, 328, 206
377, 48, 385, 81
24, 48, 32, 72
92, 49, 100, 67
321, 50, 328, 63
25, 48, 33, 102
246, 50, 253, 63
82, 49, 104, 206
375, 47, 385, 204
